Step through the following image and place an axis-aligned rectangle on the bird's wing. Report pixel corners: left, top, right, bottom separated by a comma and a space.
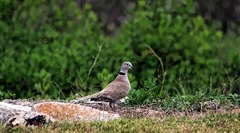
97, 80, 131, 101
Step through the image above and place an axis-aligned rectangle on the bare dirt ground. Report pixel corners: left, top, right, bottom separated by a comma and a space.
79, 101, 240, 120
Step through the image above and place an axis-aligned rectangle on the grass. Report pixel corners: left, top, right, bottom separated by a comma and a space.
1, 112, 240, 132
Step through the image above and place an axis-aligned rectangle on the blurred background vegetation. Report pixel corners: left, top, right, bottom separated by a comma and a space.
0, 0, 240, 106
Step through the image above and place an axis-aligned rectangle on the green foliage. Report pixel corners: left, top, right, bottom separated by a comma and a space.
97, 68, 114, 90
0, 0, 240, 101
115, 0, 240, 103
127, 78, 159, 105
0, 0, 136, 100
0, 0, 106, 99
128, 86, 240, 111
161, 92, 240, 111
214, 35, 240, 94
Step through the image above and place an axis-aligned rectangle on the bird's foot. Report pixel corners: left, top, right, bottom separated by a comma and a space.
70, 99, 83, 104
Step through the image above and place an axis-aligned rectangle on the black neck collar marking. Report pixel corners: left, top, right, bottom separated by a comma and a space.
119, 72, 125, 75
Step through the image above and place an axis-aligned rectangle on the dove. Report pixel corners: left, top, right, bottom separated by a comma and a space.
72, 61, 133, 109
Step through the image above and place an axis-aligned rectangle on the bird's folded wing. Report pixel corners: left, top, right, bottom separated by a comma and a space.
99, 80, 130, 101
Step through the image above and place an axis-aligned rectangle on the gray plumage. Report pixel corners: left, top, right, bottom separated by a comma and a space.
72, 61, 133, 109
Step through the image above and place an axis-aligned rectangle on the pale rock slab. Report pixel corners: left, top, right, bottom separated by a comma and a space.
34, 102, 120, 122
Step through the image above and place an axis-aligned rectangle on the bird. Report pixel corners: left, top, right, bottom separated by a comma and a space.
71, 61, 133, 110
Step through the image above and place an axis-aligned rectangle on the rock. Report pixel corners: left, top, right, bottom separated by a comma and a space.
4, 112, 53, 127
0, 102, 32, 112
0, 100, 120, 127
201, 100, 220, 111
0, 102, 54, 127
34, 102, 120, 122
0, 107, 15, 124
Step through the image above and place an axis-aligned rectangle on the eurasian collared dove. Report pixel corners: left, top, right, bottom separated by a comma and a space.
72, 61, 133, 109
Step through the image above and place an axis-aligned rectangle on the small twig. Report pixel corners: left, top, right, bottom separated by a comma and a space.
209, 71, 213, 92
145, 44, 166, 91
222, 65, 233, 93
87, 43, 103, 82
77, 69, 87, 91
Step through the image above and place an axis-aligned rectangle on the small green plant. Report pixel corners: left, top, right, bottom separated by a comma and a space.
127, 78, 160, 105
160, 93, 240, 111
0, 90, 16, 100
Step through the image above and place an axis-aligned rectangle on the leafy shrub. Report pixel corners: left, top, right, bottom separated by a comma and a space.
114, 0, 239, 103
1, 0, 240, 102
0, 0, 137, 100
213, 35, 240, 94
0, 0, 106, 99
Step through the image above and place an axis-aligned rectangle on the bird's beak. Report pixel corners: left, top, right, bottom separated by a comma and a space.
131, 66, 134, 70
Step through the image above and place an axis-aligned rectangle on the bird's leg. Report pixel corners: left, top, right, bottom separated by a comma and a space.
109, 102, 116, 112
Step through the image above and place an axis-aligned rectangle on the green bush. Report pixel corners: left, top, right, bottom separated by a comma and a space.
0, 0, 137, 100
0, 0, 106, 99
214, 35, 240, 94
116, 0, 239, 104
0, 0, 239, 102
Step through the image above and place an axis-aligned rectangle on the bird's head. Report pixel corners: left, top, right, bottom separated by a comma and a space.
121, 61, 133, 71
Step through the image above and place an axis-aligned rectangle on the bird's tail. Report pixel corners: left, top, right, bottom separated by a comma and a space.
70, 93, 99, 104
